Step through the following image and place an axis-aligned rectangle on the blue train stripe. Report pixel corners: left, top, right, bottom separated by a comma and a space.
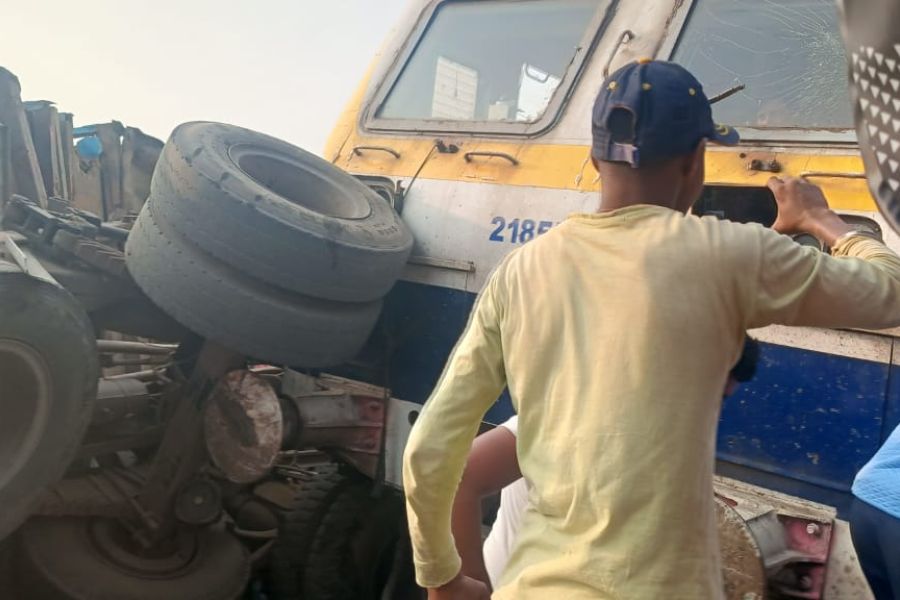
359, 280, 892, 509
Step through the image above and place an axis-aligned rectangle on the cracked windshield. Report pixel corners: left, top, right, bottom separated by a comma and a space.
673, 0, 853, 130
377, 0, 596, 123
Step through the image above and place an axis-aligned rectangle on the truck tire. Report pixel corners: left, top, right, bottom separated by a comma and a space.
268, 469, 359, 599
270, 470, 421, 600
149, 121, 413, 303
0, 266, 98, 542
15, 517, 249, 600
125, 205, 382, 368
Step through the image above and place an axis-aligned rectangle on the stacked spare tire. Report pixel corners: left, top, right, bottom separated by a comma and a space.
125, 122, 413, 367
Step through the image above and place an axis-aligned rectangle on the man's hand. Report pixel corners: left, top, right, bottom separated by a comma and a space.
767, 176, 854, 246
428, 573, 491, 600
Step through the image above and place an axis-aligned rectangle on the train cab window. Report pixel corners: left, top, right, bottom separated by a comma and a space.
693, 187, 884, 251
371, 0, 602, 132
693, 186, 778, 227
671, 0, 852, 132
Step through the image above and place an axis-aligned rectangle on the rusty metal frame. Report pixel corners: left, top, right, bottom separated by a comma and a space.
714, 476, 838, 599
133, 342, 244, 543
280, 372, 421, 488
286, 388, 386, 479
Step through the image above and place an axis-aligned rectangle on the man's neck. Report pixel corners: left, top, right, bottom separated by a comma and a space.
595, 161, 686, 214
597, 182, 683, 213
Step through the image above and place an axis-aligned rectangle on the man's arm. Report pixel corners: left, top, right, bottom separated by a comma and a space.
747, 177, 900, 329
402, 271, 508, 595
451, 424, 522, 589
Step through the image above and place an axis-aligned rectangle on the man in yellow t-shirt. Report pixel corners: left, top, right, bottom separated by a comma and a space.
451, 337, 760, 592
403, 60, 900, 600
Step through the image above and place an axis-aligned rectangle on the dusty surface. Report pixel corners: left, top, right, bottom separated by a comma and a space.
716, 497, 767, 600
823, 519, 875, 600
0, 500, 873, 599
204, 371, 283, 484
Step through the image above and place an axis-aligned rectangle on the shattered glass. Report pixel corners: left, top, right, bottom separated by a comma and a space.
672, 0, 853, 130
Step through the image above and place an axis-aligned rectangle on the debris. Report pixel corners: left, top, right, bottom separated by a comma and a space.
0, 68, 47, 208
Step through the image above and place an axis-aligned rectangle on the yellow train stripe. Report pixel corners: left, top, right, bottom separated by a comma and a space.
325, 89, 874, 212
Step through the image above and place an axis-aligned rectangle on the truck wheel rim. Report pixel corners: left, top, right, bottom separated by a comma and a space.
229, 144, 372, 220
0, 339, 52, 489
88, 518, 198, 577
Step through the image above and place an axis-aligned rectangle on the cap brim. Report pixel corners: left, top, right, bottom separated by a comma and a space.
709, 123, 740, 146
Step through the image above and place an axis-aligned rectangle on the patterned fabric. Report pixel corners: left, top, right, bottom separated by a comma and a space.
840, 0, 900, 231
853, 424, 900, 520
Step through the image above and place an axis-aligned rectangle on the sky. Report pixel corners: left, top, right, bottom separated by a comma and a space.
0, 1, 409, 155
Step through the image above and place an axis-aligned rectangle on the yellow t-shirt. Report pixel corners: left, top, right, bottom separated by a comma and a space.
403, 205, 900, 599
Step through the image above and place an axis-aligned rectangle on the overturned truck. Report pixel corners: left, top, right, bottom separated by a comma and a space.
0, 68, 421, 599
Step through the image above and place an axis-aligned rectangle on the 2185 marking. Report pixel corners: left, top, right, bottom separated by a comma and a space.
489, 217, 556, 244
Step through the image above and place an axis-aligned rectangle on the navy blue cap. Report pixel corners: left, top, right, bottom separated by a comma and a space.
592, 60, 739, 167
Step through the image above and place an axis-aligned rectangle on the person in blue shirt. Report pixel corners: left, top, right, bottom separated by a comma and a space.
851, 425, 900, 599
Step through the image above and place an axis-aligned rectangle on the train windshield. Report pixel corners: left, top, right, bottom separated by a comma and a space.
672, 0, 853, 131
377, 0, 597, 124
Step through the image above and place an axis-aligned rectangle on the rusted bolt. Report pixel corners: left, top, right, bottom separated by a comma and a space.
806, 522, 821, 536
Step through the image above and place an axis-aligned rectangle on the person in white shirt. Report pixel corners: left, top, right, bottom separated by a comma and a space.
451, 336, 760, 590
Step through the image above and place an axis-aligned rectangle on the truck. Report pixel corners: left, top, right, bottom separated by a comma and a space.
0, 0, 893, 598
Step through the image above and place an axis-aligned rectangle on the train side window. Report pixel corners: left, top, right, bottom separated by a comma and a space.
692, 186, 778, 227
366, 0, 611, 135
693, 187, 884, 250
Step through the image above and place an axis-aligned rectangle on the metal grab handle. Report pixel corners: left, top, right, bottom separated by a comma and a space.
463, 151, 519, 166
800, 171, 866, 179
602, 30, 635, 78
352, 145, 401, 159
